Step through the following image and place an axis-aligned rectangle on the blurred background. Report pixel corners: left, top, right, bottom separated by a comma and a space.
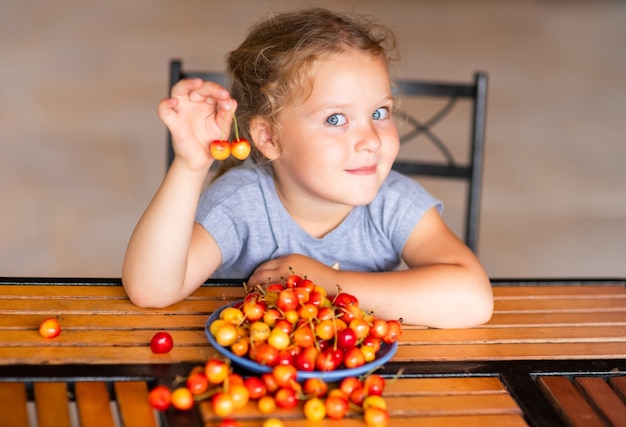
1, 0, 625, 279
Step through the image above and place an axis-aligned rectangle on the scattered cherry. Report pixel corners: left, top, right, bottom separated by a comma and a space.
148, 385, 171, 411
39, 317, 61, 339
150, 331, 174, 354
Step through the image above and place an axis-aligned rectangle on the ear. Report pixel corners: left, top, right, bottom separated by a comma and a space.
249, 117, 281, 161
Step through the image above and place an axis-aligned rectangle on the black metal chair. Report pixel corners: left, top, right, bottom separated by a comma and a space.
391, 72, 488, 253
166, 59, 487, 252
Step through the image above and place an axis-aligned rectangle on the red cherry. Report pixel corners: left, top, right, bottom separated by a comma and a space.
148, 385, 171, 411
364, 374, 386, 396
274, 387, 298, 409
383, 319, 403, 344
343, 347, 366, 368
325, 394, 349, 420
276, 289, 298, 312
333, 292, 358, 308
285, 274, 302, 288
150, 331, 174, 354
336, 327, 357, 349
294, 347, 318, 372
243, 376, 267, 400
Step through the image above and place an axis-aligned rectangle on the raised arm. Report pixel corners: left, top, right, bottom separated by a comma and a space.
122, 79, 236, 307
248, 207, 493, 328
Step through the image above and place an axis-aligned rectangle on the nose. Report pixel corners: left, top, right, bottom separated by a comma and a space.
354, 122, 382, 153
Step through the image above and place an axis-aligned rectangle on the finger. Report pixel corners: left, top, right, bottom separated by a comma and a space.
157, 97, 179, 125
169, 78, 204, 98
187, 80, 233, 105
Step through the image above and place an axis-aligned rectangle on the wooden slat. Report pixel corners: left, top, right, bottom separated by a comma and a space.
18, 341, 626, 366
1, 284, 620, 299
0, 298, 228, 315
538, 376, 605, 427
495, 297, 626, 313
223, 414, 528, 427
0, 346, 219, 365
486, 312, 626, 327
611, 376, 626, 400
0, 382, 29, 427
0, 313, 208, 330
492, 285, 626, 298
575, 377, 626, 427
33, 382, 72, 427
384, 377, 507, 395
75, 381, 115, 427
400, 326, 626, 344
394, 342, 626, 361
0, 284, 246, 299
0, 329, 209, 347
385, 394, 521, 416
114, 381, 158, 427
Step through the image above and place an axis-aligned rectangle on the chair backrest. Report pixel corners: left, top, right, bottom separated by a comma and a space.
166, 59, 487, 252
391, 72, 488, 253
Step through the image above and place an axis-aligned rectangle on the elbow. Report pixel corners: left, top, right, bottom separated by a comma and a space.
121, 275, 173, 309
465, 296, 494, 328
460, 279, 494, 328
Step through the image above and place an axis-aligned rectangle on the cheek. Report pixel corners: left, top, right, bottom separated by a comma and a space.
383, 128, 400, 158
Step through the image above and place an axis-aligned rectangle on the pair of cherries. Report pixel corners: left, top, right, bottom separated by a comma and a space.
210, 138, 251, 161
209, 113, 251, 161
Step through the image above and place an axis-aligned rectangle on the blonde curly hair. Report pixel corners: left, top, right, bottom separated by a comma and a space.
215, 7, 398, 178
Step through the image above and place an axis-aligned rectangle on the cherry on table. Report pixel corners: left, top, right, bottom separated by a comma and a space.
39, 317, 61, 339
150, 331, 174, 354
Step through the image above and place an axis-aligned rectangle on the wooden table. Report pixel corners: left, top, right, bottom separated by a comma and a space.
0, 278, 624, 427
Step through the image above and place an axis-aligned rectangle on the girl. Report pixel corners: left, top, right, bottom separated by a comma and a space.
122, 8, 493, 328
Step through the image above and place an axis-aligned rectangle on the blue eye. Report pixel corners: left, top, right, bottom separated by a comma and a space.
373, 107, 390, 120
326, 114, 347, 126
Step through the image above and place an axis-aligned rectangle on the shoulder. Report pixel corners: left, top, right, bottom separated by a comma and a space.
375, 170, 442, 211
197, 162, 271, 218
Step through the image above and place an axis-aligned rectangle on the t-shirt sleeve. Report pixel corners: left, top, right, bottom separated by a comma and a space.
374, 171, 443, 254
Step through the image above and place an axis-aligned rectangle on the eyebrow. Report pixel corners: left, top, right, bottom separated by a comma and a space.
316, 95, 394, 112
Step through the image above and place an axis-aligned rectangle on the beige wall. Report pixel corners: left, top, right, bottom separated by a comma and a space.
1, 0, 625, 278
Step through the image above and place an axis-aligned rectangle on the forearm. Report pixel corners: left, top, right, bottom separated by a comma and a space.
122, 160, 210, 306
319, 264, 493, 329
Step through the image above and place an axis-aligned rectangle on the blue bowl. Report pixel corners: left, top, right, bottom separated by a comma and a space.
205, 300, 398, 381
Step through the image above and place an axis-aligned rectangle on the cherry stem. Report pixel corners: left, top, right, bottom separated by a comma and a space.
232, 113, 240, 142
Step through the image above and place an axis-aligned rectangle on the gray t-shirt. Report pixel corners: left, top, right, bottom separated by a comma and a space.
196, 162, 442, 279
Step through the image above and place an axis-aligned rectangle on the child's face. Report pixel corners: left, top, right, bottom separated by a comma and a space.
271, 50, 399, 208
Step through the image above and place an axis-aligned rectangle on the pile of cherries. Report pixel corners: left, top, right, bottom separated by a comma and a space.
211, 275, 402, 372
148, 273, 402, 426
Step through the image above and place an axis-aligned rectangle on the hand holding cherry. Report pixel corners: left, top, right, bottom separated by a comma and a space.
210, 113, 251, 161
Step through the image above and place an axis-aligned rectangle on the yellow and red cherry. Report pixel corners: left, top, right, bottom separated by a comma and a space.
39, 317, 61, 339
325, 394, 349, 420
304, 397, 327, 421
205, 358, 229, 384
210, 140, 231, 160
171, 387, 194, 410
384, 319, 403, 344
231, 139, 251, 160
364, 406, 390, 427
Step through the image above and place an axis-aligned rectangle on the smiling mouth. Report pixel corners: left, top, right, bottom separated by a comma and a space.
346, 165, 377, 175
